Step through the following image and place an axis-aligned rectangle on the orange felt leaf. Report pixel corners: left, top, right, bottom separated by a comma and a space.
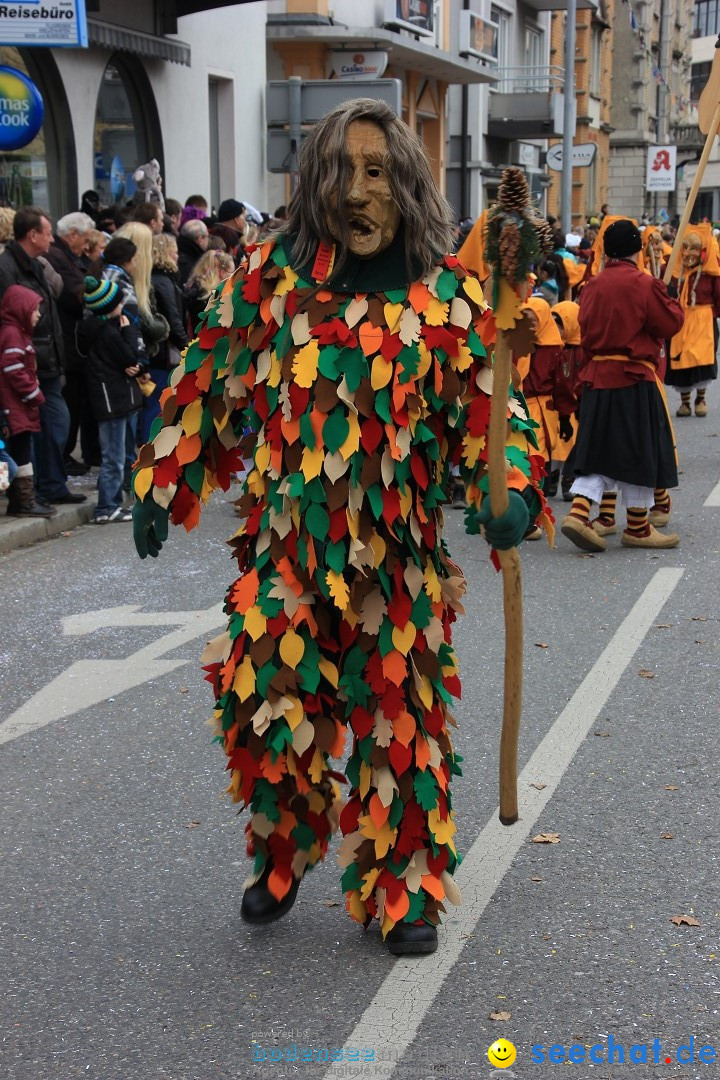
315, 289, 335, 302
275, 808, 297, 839
330, 719, 345, 758
181, 497, 201, 532
175, 433, 202, 466
268, 866, 293, 901
195, 355, 214, 392
280, 417, 300, 444
506, 465, 529, 490
224, 721, 240, 754
384, 888, 410, 923
382, 650, 407, 687
230, 568, 260, 614
159, 385, 174, 408
368, 792, 390, 828
415, 732, 431, 771
476, 311, 497, 348
421, 873, 446, 901
359, 322, 384, 357
261, 751, 287, 784
259, 294, 273, 325
393, 710, 416, 747
408, 281, 431, 314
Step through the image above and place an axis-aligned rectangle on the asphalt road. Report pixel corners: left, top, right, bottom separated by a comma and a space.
1, 385, 718, 1080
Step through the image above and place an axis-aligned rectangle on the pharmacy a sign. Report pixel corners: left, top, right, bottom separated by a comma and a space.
0, 66, 44, 151
646, 145, 676, 192
0, 0, 88, 48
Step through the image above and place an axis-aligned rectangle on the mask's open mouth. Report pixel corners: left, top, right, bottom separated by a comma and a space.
349, 217, 374, 240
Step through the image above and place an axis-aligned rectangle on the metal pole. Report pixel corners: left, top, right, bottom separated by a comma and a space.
288, 75, 302, 196
656, 0, 670, 217
560, 0, 577, 233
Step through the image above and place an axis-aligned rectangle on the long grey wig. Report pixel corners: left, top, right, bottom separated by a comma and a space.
283, 98, 455, 282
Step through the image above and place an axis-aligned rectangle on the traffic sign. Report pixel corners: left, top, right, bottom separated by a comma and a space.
546, 143, 598, 171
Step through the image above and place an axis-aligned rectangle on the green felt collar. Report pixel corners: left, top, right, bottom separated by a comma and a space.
283, 226, 425, 294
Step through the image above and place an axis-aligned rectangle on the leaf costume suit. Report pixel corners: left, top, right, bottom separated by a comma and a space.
133, 231, 547, 936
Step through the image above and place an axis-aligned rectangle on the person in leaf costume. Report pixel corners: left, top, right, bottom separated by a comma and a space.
132, 99, 548, 955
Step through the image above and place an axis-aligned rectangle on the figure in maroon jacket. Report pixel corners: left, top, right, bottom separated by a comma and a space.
0, 284, 56, 517
561, 219, 684, 552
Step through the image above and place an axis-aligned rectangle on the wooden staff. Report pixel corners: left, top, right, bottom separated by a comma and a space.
664, 35, 720, 285
487, 330, 523, 825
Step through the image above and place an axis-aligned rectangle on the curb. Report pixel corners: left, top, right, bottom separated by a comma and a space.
0, 499, 97, 556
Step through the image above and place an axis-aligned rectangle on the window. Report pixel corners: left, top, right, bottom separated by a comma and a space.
589, 24, 603, 96
93, 56, 162, 207
525, 25, 544, 69
694, 0, 720, 37
691, 60, 711, 103
490, 5, 511, 69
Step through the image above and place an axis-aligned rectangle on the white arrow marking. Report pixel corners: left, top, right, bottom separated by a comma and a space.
0, 603, 225, 747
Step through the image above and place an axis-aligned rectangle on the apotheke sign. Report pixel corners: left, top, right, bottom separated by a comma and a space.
546, 143, 598, 171
0, 0, 88, 48
0, 65, 44, 151
330, 51, 388, 81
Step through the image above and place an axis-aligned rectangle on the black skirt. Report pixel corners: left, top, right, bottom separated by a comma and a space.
572, 382, 678, 489
666, 318, 719, 388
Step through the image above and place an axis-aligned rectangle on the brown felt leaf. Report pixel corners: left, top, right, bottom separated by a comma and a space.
489, 1011, 512, 1021
670, 915, 701, 927
505, 310, 536, 358
532, 832, 561, 844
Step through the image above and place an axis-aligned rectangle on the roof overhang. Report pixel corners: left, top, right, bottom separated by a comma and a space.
266, 21, 496, 85
175, 0, 244, 13
88, 18, 191, 65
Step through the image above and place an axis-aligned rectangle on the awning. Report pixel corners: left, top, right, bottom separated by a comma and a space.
87, 18, 191, 66
175, 0, 245, 12
266, 21, 496, 86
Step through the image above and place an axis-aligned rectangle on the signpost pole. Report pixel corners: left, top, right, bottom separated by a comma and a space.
560, 0, 577, 233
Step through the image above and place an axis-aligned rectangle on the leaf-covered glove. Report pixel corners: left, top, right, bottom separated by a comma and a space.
476, 490, 530, 550
132, 497, 169, 559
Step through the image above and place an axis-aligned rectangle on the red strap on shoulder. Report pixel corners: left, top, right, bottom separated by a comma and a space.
311, 242, 335, 283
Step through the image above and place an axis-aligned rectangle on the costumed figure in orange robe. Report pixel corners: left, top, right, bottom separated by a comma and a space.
551, 300, 582, 501
561, 220, 684, 552
667, 223, 720, 418
131, 99, 549, 956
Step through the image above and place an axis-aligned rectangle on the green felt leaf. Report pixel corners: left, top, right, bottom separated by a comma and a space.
297, 660, 320, 694
306, 503, 329, 539
211, 336, 230, 368
343, 646, 366, 675
378, 619, 395, 658
318, 344, 341, 380
305, 478, 326, 504
233, 296, 257, 328
358, 733, 374, 765
267, 721, 292, 758
410, 591, 433, 629
273, 244, 289, 268
325, 539, 346, 574
366, 484, 383, 521
405, 888, 427, 922
341, 863, 363, 893
413, 770, 439, 811
374, 388, 391, 424
183, 341, 204, 373
340, 672, 370, 709
384, 287, 407, 304
345, 753, 360, 790
233, 345, 253, 376
292, 821, 317, 851
388, 795, 405, 829
184, 461, 204, 495
287, 472, 305, 499
299, 412, 315, 450
148, 416, 163, 441
323, 410, 349, 454
200, 407, 215, 443
436, 268, 459, 303
466, 326, 484, 357
256, 661, 278, 699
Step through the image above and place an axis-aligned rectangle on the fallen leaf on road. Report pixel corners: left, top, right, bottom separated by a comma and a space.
638, 669, 655, 678
670, 915, 700, 927
323, 900, 341, 907
534, 642, 549, 649
665, 785, 679, 791
185, 820, 201, 828
532, 832, 560, 844
489, 1011, 512, 1021
529, 782, 547, 790
655, 623, 672, 628
660, 833, 674, 839
594, 730, 611, 737
180, 687, 189, 694
530, 876, 543, 882
691, 616, 708, 622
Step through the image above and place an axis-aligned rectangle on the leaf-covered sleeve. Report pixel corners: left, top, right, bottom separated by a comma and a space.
132, 243, 273, 531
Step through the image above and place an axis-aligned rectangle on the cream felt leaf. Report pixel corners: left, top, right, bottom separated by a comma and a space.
337, 375, 359, 414
255, 349, 272, 383
423, 266, 442, 297
449, 295, 472, 329
291, 717, 315, 757
324, 450, 350, 483
372, 710, 393, 748
375, 886, 386, 923
398, 306, 421, 346
153, 424, 183, 459
381, 448, 395, 489
268, 579, 301, 618
279, 382, 292, 421
270, 292, 286, 326
401, 850, 429, 892
441, 871, 462, 906
251, 701, 273, 737
337, 830, 364, 868
268, 505, 292, 538
291, 341, 320, 388
291, 311, 312, 346
424, 616, 445, 653
475, 364, 494, 395
224, 373, 247, 402
200, 630, 232, 665
251, 812, 276, 839
345, 296, 369, 328
247, 247, 262, 273
374, 766, 399, 808
216, 290, 234, 328
403, 562, 424, 599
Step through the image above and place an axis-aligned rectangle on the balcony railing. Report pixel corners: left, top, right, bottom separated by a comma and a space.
492, 65, 566, 94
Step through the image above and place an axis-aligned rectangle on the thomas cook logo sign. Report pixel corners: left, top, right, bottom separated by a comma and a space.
0, 66, 44, 151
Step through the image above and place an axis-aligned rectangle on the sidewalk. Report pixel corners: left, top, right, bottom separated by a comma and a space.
0, 470, 99, 556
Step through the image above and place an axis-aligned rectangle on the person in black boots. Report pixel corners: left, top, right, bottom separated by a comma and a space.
0, 284, 56, 518
0, 207, 86, 506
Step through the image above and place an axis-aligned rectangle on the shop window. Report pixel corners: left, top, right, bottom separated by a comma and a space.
94, 55, 163, 207
0, 46, 73, 217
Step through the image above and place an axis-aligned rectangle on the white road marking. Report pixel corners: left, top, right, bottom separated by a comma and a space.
0, 603, 225, 747
321, 567, 684, 1079
703, 477, 720, 506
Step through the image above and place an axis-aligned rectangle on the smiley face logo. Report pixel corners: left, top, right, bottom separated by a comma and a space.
487, 1039, 517, 1068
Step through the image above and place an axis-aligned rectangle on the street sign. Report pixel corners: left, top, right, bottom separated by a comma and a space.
266, 78, 402, 175
546, 142, 597, 171
646, 145, 676, 192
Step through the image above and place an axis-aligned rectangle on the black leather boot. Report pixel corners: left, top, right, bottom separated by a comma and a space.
6, 476, 57, 518
386, 921, 438, 955
241, 863, 301, 925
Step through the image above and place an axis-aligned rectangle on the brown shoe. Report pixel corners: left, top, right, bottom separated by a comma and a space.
591, 516, 617, 537
561, 514, 607, 552
695, 398, 708, 417
676, 402, 691, 417
621, 525, 679, 548
648, 507, 670, 528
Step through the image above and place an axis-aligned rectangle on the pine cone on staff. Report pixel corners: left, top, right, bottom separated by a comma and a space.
497, 168, 530, 213
498, 222, 521, 283
532, 216, 555, 257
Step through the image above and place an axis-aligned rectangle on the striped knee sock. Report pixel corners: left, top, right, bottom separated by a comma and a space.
681, 391, 691, 409
653, 488, 671, 512
597, 491, 617, 525
569, 495, 591, 523
626, 506, 650, 537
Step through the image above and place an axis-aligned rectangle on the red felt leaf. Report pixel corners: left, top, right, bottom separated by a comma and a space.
169, 482, 197, 526
410, 455, 429, 490
174, 373, 201, 407
389, 738, 413, 776
288, 382, 309, 417
443, 672, 462, 699
340, 796, 362, 835
466, 394, 492, 437
381, 682, 404, 719
349, 707, 375, 739
360, 417, 384, 455
380, 330, 404, 362
366, 649, 387, 695
381, 487, 401, 527
387, 591, 412, 628
422, 325, 461, 357
242, 267, 262, 305
328, 507, 348, 543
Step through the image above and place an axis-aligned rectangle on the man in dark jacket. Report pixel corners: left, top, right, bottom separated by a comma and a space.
177, 219, 209, 285
0, 207, 86, 504
46, 211, 99, 472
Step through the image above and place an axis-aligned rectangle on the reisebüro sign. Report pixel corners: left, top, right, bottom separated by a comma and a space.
0, 0, 88, 48
0, 65, 44, 151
